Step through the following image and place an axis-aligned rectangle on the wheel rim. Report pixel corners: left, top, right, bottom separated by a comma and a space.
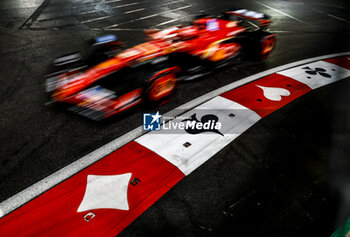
149, 75, 176, 101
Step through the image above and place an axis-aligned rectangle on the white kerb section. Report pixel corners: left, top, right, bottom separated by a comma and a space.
136, 96, 261, 175
277, 60, 350, 89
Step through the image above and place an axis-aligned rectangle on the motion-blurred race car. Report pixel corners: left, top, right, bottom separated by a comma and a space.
46, 8, 276, 120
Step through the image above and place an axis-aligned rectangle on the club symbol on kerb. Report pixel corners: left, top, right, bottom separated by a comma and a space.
256, 85, 290, 101
302, 67, 332, 78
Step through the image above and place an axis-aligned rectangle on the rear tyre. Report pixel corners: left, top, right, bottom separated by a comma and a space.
251, 31, 276, 60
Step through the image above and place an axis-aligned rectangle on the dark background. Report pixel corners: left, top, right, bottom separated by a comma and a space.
0, 0, 349, 236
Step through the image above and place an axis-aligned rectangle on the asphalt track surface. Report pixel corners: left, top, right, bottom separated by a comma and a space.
0, 0, 349, 236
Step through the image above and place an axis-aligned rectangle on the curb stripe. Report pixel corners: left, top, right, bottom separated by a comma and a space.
137, 57, 350, 177
0, 142, 184, 236
136, 96, 261, 175
221, 73, 311, 117
1, 52, 348, 218
277, 60, 350, 89
0, 53, 349, 236
323, 56, 350, 70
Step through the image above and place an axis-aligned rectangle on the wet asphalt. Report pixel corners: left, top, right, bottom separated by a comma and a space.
0, 0, 349, 236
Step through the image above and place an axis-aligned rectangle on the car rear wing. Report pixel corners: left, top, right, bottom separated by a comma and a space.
225, 8, 272, 28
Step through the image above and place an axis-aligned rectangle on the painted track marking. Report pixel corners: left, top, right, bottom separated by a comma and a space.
256, 1, 307, 24
0, 52, 349, 217
78, 0, 183, 18
106, 5, 192, 28
125, 8, 145, 14
326, 14, 349, 23
79, 1, 148, 15
303, 4, 350, 24
81, 16, 112, 24
124, 0, 184, 15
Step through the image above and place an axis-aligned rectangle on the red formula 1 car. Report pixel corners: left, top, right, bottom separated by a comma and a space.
46, 8, 276, 120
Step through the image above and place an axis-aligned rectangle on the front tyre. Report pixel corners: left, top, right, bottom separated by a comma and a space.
145, 68, 177, 105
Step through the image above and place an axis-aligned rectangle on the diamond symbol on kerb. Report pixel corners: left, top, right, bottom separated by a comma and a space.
77, 173, 132, 212
256, 85, 290, 101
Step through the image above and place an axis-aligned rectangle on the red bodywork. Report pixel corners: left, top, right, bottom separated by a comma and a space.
48, 12, 273, 120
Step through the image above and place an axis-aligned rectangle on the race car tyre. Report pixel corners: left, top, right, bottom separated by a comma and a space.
251, 31, 276, 60
145, 68, 177, 104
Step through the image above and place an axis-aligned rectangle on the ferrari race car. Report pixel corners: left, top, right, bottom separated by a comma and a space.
46, 8, 276, 120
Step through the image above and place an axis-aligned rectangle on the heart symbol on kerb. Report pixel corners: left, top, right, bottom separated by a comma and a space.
256, 85, 291, 101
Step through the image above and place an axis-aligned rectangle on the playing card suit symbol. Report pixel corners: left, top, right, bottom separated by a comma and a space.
77, 173, 132, 212
302, 67, 332, 78
256, 85, 291, 101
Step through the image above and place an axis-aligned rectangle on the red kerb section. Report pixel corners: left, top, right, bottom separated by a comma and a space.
0, 141, 184, 237
221, 73, 312, 117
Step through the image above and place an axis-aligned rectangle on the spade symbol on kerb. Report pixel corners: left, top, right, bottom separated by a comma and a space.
256, 85, 290, 101
302, 67, 332, 78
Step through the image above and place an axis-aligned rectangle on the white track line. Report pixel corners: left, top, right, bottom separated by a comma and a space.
158, 4, 192, 16
106, 5, 191, 28
106, 0, 123, 3
139, 13, 158, 20
124, 0, 184, 15
256, 1, 306, 24
152, 14, 191, 27
125, 8, 145, 14
81, 16, 111, 24
79, 10, 97, 15
305, 5, 350, 24
81, 1, 148, 23
112, 1, 147, 9
247, 20, 259, 29
0, 52, 349, 217
153, 18, 179, 27
269, 30, 298, 33
151, 7, 217, 28
327, 14, 349, 23
82, 0, 187, 25
93, 28, 145, 31
76, 0, 124, 10
79, 1, 147, 15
